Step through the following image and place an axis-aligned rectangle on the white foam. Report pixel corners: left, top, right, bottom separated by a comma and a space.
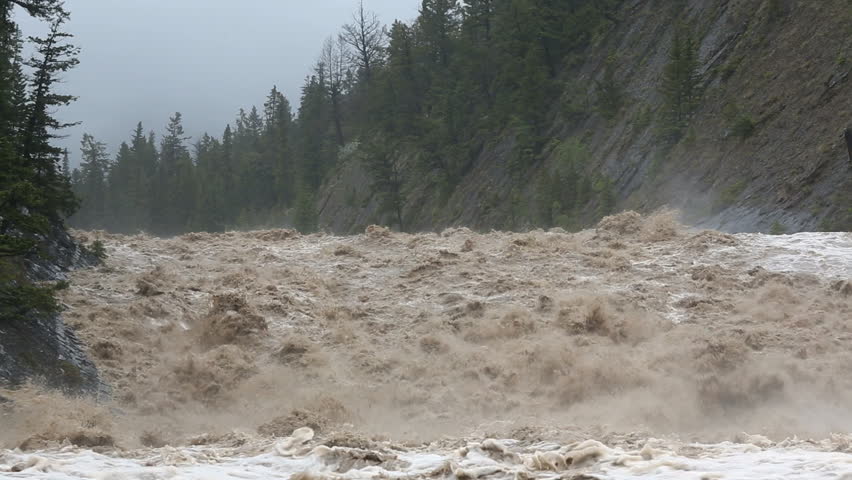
3, 441, 852, 480
738, 232, 852, 279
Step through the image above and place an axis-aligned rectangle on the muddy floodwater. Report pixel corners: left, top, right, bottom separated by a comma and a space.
2, 212, 852, 479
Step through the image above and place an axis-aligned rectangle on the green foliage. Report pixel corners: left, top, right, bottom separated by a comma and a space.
820, 188, 852, 232
658, 25, 702, 142
57, 359, 83, 385
765, 0, 786, 22
535, 138, 602, 229
68, 0, 626, 236
716, 180, 747, 211
293, 188, 317, 234
1, 258, 64, 321
89, 240, 106, 260
723, 104, 756, 139
594, 176, 616, 217
717, 56, 743, 81
730, 115, 756, 139
561, 79, 592, 120
1, 2, 80, 322
632, 103, 654, 131
769, 221, 786, 235
595, 54, 625, 120
360, 139, 406, 231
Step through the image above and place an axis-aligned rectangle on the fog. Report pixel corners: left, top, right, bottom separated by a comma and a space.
15, 0, 419, 166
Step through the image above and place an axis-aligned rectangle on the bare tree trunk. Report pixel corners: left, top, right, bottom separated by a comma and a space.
341, 0, 386, 82
331, 93, 344, 147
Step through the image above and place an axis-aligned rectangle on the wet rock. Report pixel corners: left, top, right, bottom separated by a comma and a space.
0, 226, 108, 397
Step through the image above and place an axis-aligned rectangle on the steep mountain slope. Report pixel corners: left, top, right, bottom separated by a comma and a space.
318, 0, 852, 234
0, 228, 107, 396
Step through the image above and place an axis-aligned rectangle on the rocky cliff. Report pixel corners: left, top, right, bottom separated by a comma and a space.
317, 0, 852, 234
0, 227, 108, 397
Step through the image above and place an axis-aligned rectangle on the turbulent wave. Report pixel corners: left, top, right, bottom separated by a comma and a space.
1, 212, 851, 478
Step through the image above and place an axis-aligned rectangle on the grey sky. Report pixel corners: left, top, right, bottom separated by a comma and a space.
16, 0, 419, 166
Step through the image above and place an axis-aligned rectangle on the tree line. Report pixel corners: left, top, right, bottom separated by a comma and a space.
70, 0, 703, 235
1, 0, 81, 319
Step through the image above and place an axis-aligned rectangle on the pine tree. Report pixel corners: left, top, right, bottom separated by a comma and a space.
18, 10, 79, 221
296, 73, 334, 190
126, 122, 157, 232
659, 25, 701, 140
105, 141, 135, 232
263, 86, 294, 205
362, 137, 405, 231
293, 187, 317, 233
0, 23, 27, 141
319, 36, 349, 147
76, 133, 109, 229
595, 54, 625, 120
59, 148, 69, 175
152, 113, 194, 234
378, 21, 421, 134
1, 0, 79, 320
221, 124, 236, 225
418, 0, 460, 69
193, 133, 227, 231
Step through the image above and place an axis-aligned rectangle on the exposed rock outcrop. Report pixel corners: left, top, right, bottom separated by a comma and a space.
0, 226, 108, 397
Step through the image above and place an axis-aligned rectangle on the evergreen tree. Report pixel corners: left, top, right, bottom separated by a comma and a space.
193, 133, 227, 231
293, 187, 317, 233
152, 113, 195, 234
295, 73, 335, 190
418, 0, 460, 69
61, 148, 70, 177
1, 0, 79, 320
18, 10, 79, 222
75, 133, 109, 229
319, 36, 349, 147
595, 54, 625, 120
378, 21, 421, 134
66, 1, 633, 236
263, 86, 294, 205
104, 141, 135, 232
659, 25, 701, 140
362, 137, 405, 231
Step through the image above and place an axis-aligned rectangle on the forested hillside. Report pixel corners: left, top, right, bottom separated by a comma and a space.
70, 0, 852, 235
1, 0, 83, 319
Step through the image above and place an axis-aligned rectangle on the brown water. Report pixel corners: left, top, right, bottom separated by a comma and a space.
2, 212, 851, 479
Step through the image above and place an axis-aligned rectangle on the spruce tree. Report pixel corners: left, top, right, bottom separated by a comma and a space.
153, 113, 194, 234
263, 86, 294, 205
76, 134, 109, 229
362, 137, 405, 231
418, 0, 460, 69
595, 54, 625, 120
1, 0, 79, 320
18, 9, 79, 222
659, 25, 701, 140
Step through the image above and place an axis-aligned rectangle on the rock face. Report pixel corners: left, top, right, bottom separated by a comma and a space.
0, 227, 108, 397
316, 0, 852, 234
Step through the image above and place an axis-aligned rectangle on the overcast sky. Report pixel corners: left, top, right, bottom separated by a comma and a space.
15, 1, 419, 166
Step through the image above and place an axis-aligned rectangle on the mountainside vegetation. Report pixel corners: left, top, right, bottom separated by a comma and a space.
1, 0, 83, 320
68, 0, 852, 235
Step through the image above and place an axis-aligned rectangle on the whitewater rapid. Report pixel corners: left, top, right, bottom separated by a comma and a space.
2, 221, 851, 479
3, 433, 852, 479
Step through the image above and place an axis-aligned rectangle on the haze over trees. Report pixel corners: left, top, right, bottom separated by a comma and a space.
69, 0, 654, 235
